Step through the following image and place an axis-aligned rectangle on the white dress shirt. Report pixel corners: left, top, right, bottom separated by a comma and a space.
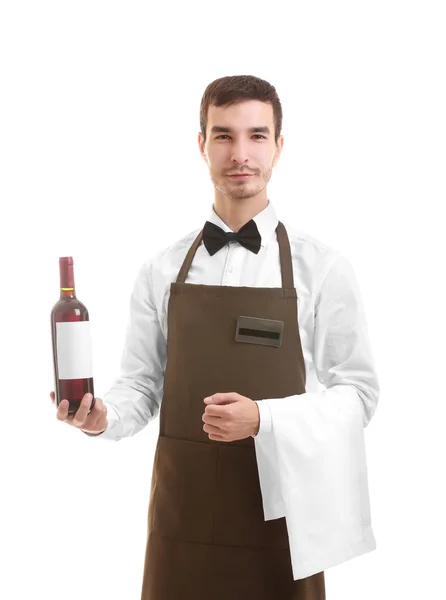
95, 199, 380, 579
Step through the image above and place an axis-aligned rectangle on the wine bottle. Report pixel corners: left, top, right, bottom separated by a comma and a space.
51, 257, 95, 415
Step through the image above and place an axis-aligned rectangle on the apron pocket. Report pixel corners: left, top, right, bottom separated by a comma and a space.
149, 434, 219, 545
213, 444, 290, 550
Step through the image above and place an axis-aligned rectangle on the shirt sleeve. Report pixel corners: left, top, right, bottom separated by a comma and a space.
261, 252, 380, 427
311, 252, 380, 426
83, 259, 167, 441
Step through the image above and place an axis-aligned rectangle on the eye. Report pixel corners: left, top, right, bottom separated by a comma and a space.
215, 134, 267, 140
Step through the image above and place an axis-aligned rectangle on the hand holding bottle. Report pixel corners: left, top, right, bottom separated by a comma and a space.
50, 391, 108, 435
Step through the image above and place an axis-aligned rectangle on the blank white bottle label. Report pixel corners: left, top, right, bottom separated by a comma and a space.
56, 321, 93, 379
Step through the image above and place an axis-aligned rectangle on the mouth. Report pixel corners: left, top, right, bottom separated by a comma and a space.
228, 174, 254, 180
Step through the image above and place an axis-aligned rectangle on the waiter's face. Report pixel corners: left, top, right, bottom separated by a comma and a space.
198, 100, 283, 201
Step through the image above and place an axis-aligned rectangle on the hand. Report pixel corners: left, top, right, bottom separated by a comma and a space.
50, 391, 108, 435
202, 392, 260, 442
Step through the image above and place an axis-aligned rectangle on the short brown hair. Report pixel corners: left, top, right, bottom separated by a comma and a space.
199, 75, 283, 145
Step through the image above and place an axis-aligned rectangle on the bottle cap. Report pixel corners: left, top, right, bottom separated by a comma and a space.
59, 257, 75, 289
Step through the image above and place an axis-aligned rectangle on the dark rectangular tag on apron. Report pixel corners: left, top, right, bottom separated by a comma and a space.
235, 315, 284, 348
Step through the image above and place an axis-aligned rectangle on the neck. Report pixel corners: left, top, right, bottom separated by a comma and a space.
213, 193, 269, 232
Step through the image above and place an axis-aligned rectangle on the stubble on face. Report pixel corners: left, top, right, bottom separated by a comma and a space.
209, 164, 273, 201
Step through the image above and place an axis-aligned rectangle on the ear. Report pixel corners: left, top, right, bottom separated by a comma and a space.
272, 135, 284, 168
198, 131, 208, 164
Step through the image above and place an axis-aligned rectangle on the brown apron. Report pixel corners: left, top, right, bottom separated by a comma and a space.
140, 222, 326, 599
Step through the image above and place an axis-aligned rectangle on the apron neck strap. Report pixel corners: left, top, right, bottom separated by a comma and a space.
176, 221, 294, 289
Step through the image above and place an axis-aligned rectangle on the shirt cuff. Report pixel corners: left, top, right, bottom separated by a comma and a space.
252, 400, 272, 437
81, 403, 124, 441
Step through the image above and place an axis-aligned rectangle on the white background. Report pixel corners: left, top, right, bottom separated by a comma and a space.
1, 1, 445, 598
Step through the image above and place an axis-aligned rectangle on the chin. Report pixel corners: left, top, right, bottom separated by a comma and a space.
232, 190, 262, 201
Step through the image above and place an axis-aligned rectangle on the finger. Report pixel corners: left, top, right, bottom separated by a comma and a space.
208, 432, 226, 441
86, 407, 106, 432
56, 399, 70, 421
203, 422, 225, 434
72, 394, 95, 427
202, 412, 223, 425
82, 409, 108, 434
205, 393, 239, 405
80, 398, 105, 431
95, 407, 108, 432
93, 407, 108, 433
204, 405, 224, 417
51, 392, 72, 420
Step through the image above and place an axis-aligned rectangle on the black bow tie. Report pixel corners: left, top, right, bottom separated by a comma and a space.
202, 219, 262, 256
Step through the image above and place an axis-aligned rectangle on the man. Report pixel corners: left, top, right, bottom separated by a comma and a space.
51, 74, 379, 599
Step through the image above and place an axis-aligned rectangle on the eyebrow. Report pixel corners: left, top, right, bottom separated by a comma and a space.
210, 125, 271, 134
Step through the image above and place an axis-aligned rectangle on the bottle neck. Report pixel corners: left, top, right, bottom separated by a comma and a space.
59, 259, 77, 299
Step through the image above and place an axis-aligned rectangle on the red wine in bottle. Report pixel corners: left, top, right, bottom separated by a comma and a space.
51, 257, 95, 415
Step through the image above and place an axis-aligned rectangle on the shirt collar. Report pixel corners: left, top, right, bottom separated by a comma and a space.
206, 199, 279, 248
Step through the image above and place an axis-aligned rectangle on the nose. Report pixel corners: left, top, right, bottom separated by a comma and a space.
230, 140, 250, 165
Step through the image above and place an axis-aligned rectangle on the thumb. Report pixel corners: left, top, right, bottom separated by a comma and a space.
204, 393, 239, 405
